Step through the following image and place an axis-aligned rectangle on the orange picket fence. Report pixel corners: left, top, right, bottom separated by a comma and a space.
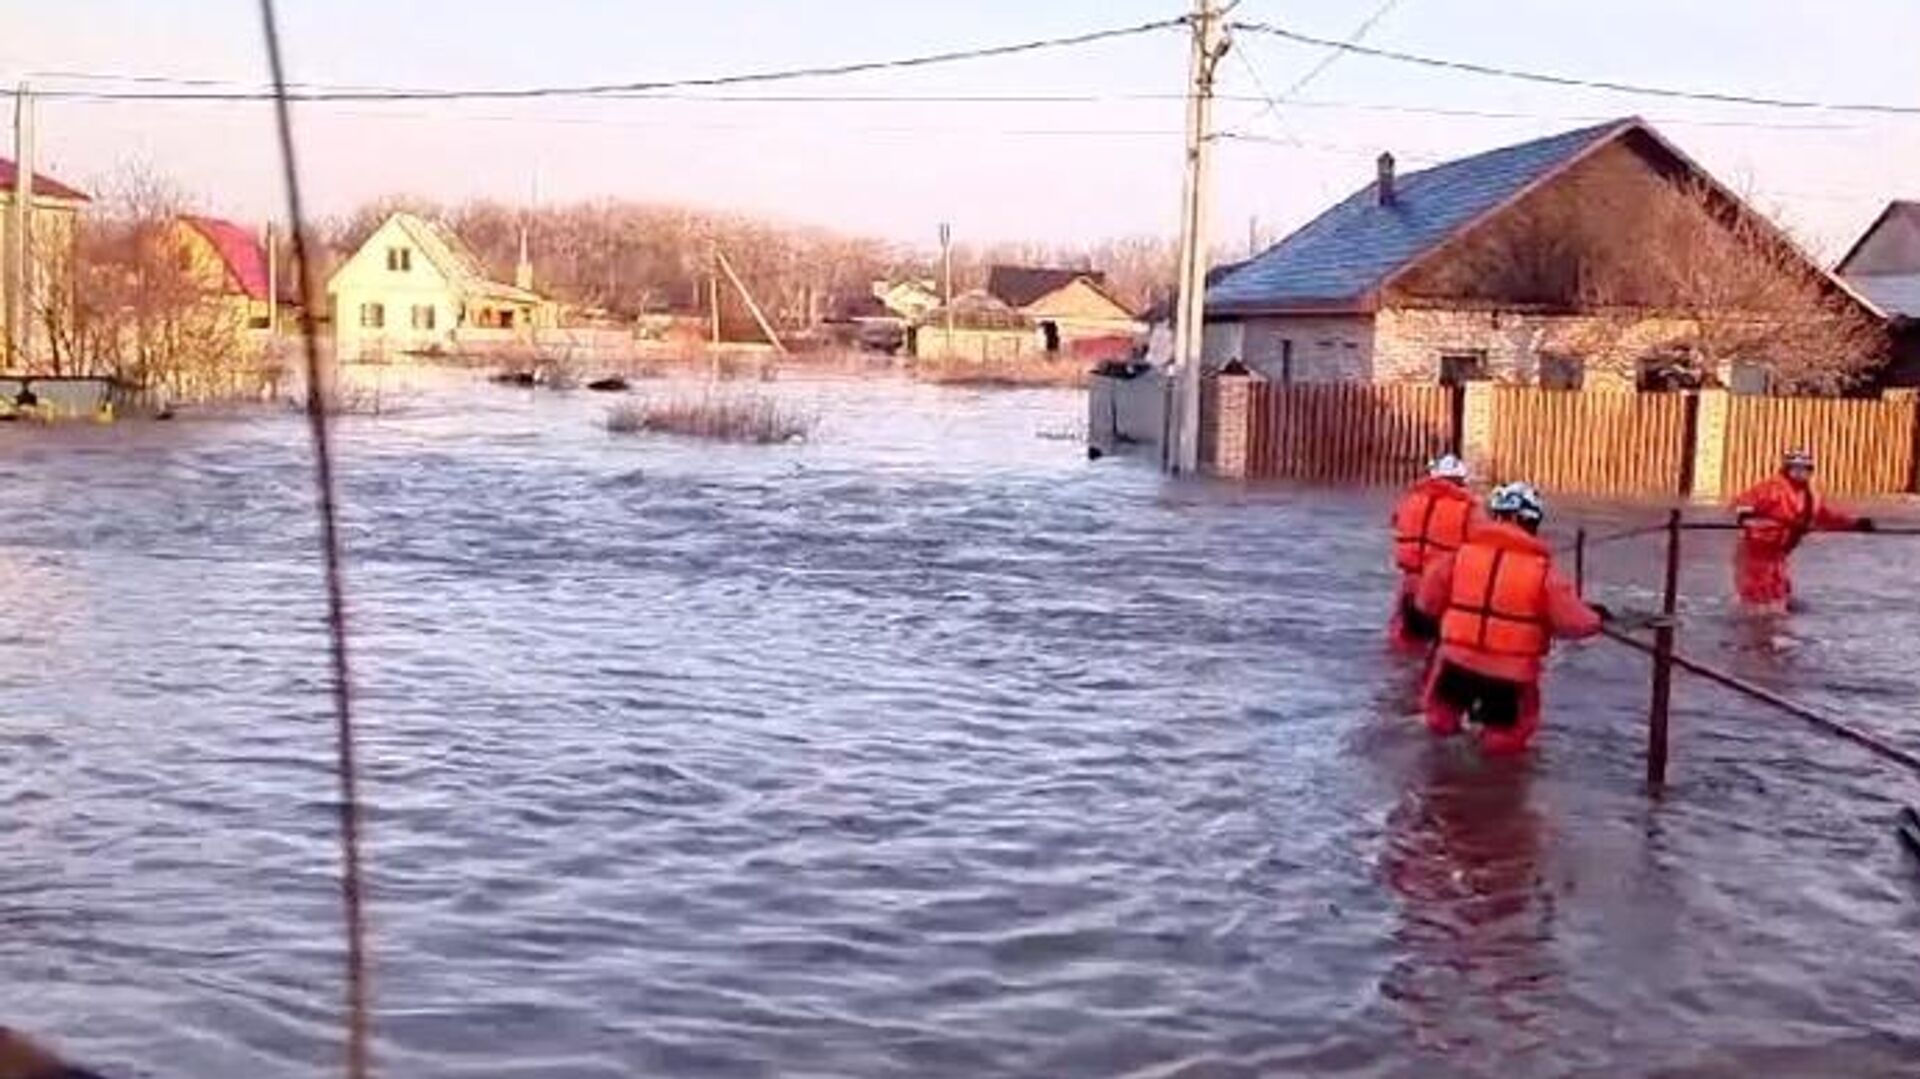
1721, 394, 1917, 497
1486, 388, 1693, 497
1241, 382, 1454, 485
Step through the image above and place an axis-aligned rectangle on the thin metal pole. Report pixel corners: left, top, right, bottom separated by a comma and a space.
1647, 507, 1682, 791
256, 4, 371, 1077
939, 221, 953, 356
1574, 526, 1587, 596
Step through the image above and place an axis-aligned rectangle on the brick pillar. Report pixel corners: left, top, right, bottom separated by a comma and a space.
1207, 374, 1251, 478
1460, 382, 1495, 479
1688, 388, 1730, 503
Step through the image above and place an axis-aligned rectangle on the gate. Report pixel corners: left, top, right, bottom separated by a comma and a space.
1487, 387, 1691, 497
1243, 382, 1454, 485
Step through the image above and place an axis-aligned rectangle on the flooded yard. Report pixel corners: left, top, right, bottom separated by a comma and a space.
0, 374, 1916, 1077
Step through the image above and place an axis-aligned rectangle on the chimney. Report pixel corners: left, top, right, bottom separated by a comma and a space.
1376, 152, 1396, 207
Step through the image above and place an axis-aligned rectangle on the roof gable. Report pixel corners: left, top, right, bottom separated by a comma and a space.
1021, 276, 1138, 321
327, 212, 540, 304
181, 216, 270, 300
987, 265, 1108, 309
1837, 201, 1920, 277
1209, 120, 1632, 314
0, 158, 89, 203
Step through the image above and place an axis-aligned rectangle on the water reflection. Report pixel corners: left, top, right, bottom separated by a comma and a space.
1379, 747, 1557, 1059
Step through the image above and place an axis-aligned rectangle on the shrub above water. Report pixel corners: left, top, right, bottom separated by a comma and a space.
605, 393, 815, 444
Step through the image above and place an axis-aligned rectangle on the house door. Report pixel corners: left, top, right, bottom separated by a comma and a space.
1041, 321, 1061, 354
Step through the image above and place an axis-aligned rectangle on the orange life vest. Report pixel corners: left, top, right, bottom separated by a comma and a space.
1440, 525, 1553, 658
1393, 480, 1474, 573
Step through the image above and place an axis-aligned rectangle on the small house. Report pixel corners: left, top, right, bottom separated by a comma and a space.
0, 157, 90, 368
985, 265, 1141, 356
326, 211, 549, 361
172, 216, 279, 334
913, 289, 1039, 362
1836, 201, 1920, 387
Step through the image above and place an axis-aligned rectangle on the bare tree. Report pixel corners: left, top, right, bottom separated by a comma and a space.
1396, 169, 1885, 392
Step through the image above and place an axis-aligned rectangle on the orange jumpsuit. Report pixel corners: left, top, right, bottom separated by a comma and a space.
1388, 478, 1478, 650
1416, 522, 1603, 755
1730, 475, 1855, 609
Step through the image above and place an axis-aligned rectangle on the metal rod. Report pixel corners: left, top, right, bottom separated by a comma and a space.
1647, 507, 1682, 791
1574, 526, 1587, 596
1602, 627, 1920, 777
256, 4, 372, 1076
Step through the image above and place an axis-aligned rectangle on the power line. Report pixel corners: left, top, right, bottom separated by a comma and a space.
4, 17, 1187, 103
1228, 0, 1407, 152
1231, 20, 1920, 115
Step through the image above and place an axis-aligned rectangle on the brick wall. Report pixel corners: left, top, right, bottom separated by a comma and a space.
1235, 315, 1375, 381
1375, 307, 1695, 388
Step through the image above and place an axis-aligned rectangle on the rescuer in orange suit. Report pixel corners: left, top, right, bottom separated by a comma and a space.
1388, 454, 1479, 651
0, 1025, 105, 1079
1731, 449, 1874, 614
1415, 483, 1608, 756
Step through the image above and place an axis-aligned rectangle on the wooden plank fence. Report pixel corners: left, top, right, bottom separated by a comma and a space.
1721, 394, 1917, 497
1242, 382, 1454, 484
1487, 388, 1692, 497
1206, 378, 1920, 497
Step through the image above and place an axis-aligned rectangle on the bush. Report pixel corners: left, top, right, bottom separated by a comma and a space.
605, 393, 815, 444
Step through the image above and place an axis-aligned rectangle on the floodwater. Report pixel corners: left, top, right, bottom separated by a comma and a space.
1, 373, 1918, 1078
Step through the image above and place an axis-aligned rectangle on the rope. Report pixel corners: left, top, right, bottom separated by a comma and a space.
1553, 521, 1670, 554
1600, 626, 1920, 777
257, 3, 372, 1076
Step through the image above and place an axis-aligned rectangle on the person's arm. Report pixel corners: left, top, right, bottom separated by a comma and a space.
1542, 570, 1603, 640
1814, 498, 1859, 531
1731, 480, 1776, 524
1415, 553, 1455, 619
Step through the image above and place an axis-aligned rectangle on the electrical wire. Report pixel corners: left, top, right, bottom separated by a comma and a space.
8, 17, 1187, 103
255, 1, 373, 1076
1231, 20, 1920, 115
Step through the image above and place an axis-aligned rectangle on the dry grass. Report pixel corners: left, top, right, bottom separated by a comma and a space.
605, 392, 816, 444
913, 358, 1089, 389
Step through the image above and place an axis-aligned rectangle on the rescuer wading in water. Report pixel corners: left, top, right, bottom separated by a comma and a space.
1388, 454, 1480, 651
1730, 449, 1874, 614
1415, 483, 1609, 755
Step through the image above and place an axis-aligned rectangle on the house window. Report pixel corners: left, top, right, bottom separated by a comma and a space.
1729, 361, 1771, 396
1539, 353, 1585, 391
359, 302, 385, 329
1279, 338, 1295, 384
1040, 320, 1061, 354
1637, 353, 1700, 393
411, 304, 437, 330
1439, 351, 1489, 386
387, 247, 412, 272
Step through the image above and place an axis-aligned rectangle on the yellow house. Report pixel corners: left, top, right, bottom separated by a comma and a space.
327, 211, 548, 360
171, 215, 277, 334
985, 265, 1142, 355
0, 157, 90, 369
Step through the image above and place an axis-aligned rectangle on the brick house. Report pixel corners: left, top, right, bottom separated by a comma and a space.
1204, 118, 1879, 391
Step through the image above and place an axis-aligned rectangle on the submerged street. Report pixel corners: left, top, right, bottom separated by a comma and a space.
0, 376, 1916, 1077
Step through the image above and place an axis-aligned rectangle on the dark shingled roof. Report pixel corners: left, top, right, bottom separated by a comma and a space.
1208, 119, 1633, 314
986, 265, 1108, 309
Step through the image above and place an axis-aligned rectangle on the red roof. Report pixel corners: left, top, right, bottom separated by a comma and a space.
0, 158, 89, 202
182, 215, 271, 301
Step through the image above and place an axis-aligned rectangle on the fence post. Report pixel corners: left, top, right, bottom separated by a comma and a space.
1888, 388, 1920, 494
1688, 387, 1731, 503
1647, 507, 1682, 792
1207, 374, 1251, 478
1458, 381, 1495, 479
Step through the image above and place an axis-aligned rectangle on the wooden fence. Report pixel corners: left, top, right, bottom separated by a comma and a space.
1240, 382, 1454, 484
1720, 394, 1917, 497
1205, 377, 1920, 498
1486, 388, 1693, 497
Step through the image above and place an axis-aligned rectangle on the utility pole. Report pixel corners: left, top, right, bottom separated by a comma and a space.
8, 81, 34, 371
938, 221, 953, 355
1247, 215, 1259, 259
1170, 0, 1227, 474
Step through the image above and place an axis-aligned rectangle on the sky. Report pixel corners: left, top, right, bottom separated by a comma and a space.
3, 0, 1917, 260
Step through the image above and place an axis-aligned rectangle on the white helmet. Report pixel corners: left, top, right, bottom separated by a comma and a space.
1488, 481, 1546, 526
1428, 454, 1470, 482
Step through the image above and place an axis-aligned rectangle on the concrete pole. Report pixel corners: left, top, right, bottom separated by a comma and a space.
939, 221, 953, 357
9, 82, 34, 370
1171, 0, 1224, 474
